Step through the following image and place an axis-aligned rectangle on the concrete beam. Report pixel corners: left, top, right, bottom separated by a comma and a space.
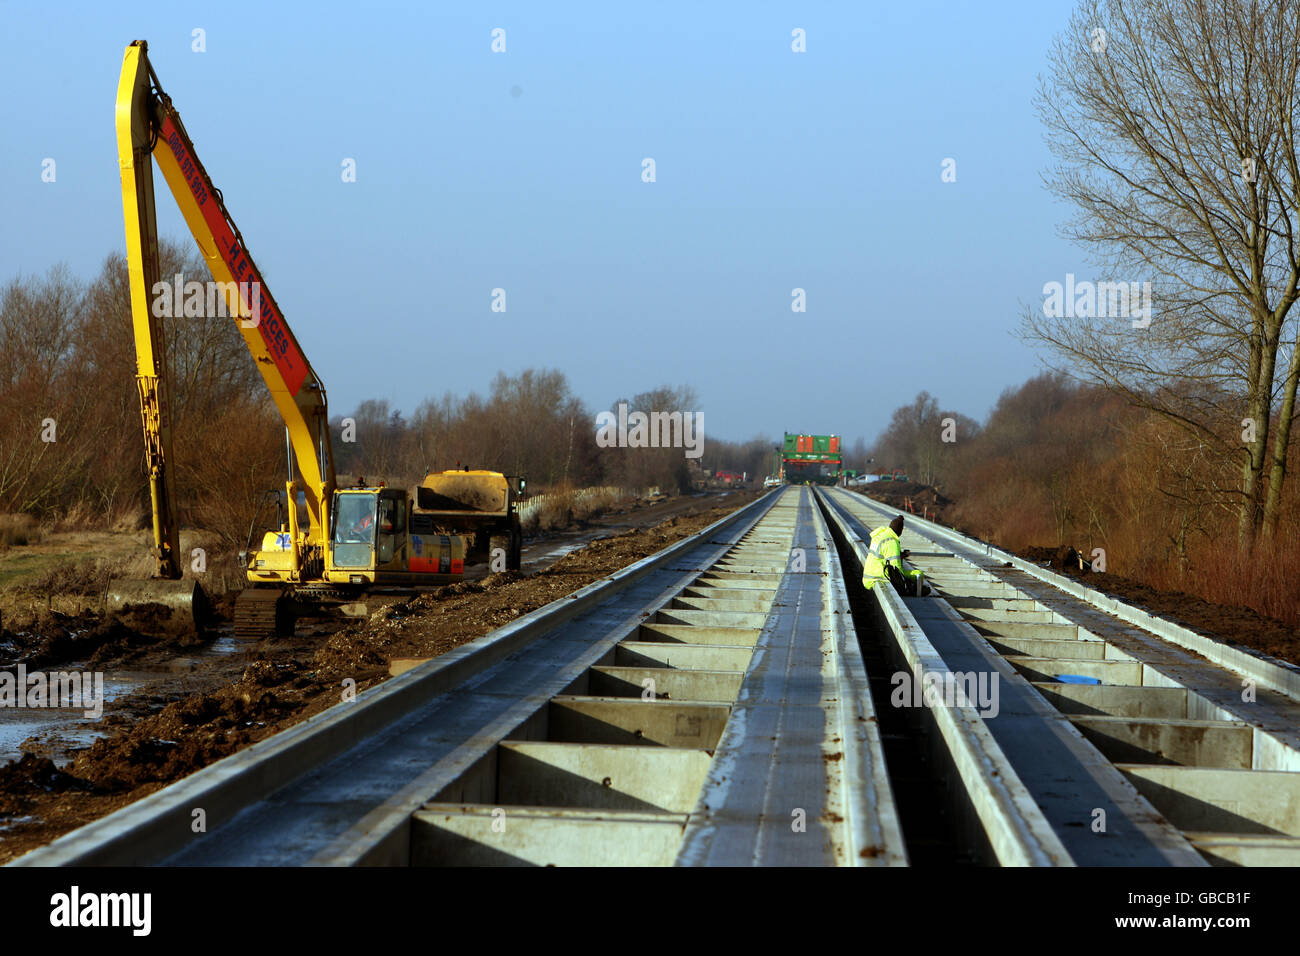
655, 608, 770, 629
636, 623, 762, 646
547, 696, 731, 748
1119, 765, 1300, 836
986, 637, 1106, 660
588, 666, 745, 702
412, 805, 688, 866
1071, 716, 1253, 769
497, 741, 713, 813
1032, 683, 1189, 719
615, 641, 756, 671
1008, 657, 1144, 685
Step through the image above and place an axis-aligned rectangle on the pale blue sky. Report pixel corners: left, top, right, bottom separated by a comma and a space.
2, 0, 1089, 446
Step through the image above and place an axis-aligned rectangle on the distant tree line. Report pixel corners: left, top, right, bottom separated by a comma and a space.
0, 251, 770, 545
865, 373, 1300, 624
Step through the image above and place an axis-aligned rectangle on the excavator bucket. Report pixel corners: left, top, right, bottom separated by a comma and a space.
105, 578, 209, 632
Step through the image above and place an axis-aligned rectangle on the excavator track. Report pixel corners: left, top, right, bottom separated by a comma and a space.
234, 589, 292, 640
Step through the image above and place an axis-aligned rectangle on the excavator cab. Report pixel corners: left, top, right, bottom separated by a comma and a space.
332, 491, 378, 560
325, 486, 461, 585
329, 488, 402, 574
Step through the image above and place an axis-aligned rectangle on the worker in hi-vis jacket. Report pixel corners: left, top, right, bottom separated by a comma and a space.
863, 515, 929, 596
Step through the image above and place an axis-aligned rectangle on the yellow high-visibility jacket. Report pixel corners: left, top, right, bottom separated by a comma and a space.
863, 526, 920, 590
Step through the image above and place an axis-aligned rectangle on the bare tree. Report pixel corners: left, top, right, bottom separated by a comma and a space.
603, 385, 700, 493
1025, 0, 1300, 544
872, 391, 975, 486
0, 265, 91, 513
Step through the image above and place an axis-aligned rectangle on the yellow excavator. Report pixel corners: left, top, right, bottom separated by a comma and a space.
113, 40, 523, 639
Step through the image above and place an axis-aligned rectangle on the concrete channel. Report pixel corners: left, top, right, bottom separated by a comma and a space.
18, 481, 1292, 867
12, 486, 905, 867
414, 486, 904, 865
819, 486, 1300, 866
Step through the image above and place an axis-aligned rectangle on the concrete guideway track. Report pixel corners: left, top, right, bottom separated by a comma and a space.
13, 487, 903, 867
19, 480, 1291, 867
416, 486, 903, 865
820, 486, 1300, 866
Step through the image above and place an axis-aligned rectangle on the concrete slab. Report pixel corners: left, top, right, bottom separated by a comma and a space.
1008, 657, 1144, 685
953, 606, 1060, 624
547, 696, 731, 748
1071, 716, 1253, 769
498, 741, 713, 813
946, 596, 1048, 612
588, 666, 745, 702
1186, 832, 1300, 866
682, 586, 778, 602
671, 595, 775, 613
412, 805, 688, 866
694, 572, 784, 587
934, 586, 1023, 599
1032, 683, 1189, 719
636, 623, 762, 646
986, 637, 1106, 660
615, 641, 756, 671
1118, 765, 1300, 836
970, 621, 1082, 641
655, 608, 771, 629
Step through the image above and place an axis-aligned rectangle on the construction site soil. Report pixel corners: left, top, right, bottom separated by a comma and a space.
0, 489, 759, 862
858, 486, 1300, 668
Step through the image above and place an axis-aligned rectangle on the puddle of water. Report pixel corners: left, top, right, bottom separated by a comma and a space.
0, 667, 176, 767
521, 527, 631, 566
0, 615, 254, 769
200, 629, 246, 657
530, 542, 590, 563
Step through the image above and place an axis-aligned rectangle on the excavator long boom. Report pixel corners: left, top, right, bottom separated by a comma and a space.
116, 40, 335, 556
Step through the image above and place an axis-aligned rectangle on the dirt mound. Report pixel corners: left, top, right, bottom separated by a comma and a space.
0, 754, 93, 795
859, 482, 955, 523
71, 673, 304, 791
1020, 545, 1089, 570
10, 606, 206, 669
0, 755, 96, 817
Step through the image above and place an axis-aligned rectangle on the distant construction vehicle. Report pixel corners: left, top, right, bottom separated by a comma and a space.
113, 40, 522, 639
779, 433, 842, 485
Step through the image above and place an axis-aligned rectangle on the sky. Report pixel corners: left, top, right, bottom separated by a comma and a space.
2, 0, 1092, 448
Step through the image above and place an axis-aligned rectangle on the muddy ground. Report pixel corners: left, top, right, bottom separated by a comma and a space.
856, 481, 956, 524
0, 489, 761, 862
856, 485, 1300, 668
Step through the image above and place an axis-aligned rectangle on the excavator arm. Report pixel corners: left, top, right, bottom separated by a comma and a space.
116, 40, 335, 569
